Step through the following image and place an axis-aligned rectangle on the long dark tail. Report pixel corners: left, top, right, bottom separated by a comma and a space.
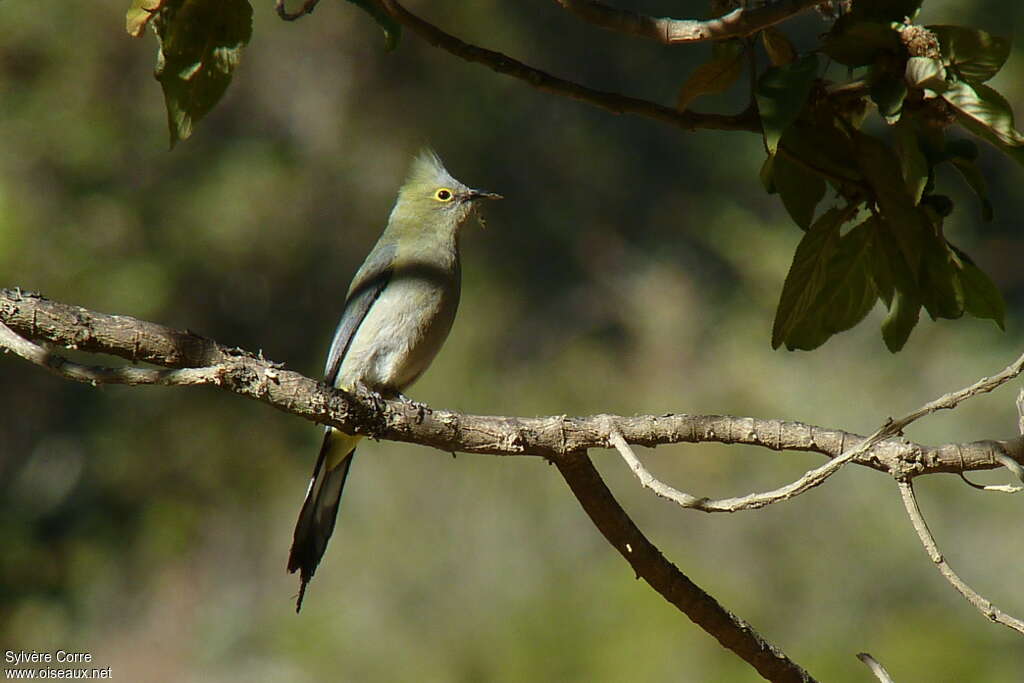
288, 428, 357, 612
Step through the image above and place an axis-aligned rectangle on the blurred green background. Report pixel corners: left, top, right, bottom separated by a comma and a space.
2, 1, 1024, 680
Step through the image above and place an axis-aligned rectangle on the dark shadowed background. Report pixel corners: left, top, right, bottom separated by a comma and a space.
2, 1, 1023, 680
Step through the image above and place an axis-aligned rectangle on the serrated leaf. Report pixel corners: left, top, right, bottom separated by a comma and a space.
676, 41, 744, 111
929, 25, 1011, 83
771, 207, 846, 349
949, 245, 1005, 329
943, 80, 1024, 148
905, 56, 947, 91
345, 0, 401, 51
822, 19, 902, 68
892, 116, 929, 203
127, 0, 166, 37
153, 0, 252, 147
773, 153, 825, 230
762, 26, 796, 66
756, 54, 819, 154
853, 131, 930, 276
950, 157, 993, 221
882, 288, 921, 352
787, 218, 879, 349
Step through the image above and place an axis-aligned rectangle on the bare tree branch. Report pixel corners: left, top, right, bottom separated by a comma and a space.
897, 479, 1024, 635
374, 0, 760, 133
554, 452, 817, 683
1, 289, 1020, 476
554, 0, 824, 44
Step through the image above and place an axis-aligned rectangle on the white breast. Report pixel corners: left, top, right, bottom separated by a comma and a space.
334, 276, 455, 393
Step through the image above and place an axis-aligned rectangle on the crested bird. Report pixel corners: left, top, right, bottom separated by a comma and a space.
288, 149, 501, 611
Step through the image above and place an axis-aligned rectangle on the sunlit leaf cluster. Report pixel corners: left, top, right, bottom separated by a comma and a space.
755, 2, 1017, 351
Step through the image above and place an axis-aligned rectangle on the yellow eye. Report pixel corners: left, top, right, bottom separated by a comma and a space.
434, 188, 454, 202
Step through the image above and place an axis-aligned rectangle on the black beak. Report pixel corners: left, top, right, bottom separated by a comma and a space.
466, 189, 503, 201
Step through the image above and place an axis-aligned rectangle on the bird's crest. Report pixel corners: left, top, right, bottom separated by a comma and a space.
402, 148, 459, 193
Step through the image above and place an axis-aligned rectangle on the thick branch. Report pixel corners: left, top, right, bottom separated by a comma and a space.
1, 289, 1020, 478
555, 452, 816, 682
555, 0, 824, 44
375, 0, 760, 133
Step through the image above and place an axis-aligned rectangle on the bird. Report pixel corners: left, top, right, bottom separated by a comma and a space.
288, 149, 501, 612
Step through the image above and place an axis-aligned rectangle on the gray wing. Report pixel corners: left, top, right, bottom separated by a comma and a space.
323, 243, 396, 386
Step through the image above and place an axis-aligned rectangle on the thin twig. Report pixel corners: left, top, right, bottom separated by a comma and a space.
611, 347, 1024, 511
889, 354, 1024, 434
554, 0, 824, 44
610, 417, 897, 512
276, 0, 321, 21
959, 454, 1024, 493
856, 653, 896, 683
375, 0, 760, 133
897, 479, 1024, 635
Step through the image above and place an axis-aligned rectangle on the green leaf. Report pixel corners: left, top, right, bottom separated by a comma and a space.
778, 120, 863, 184
773, 153, 826, 230
919, 236, 964, 320
869, 71, 908, 122
872, 215, 920, 311
153, 0, 253, 147
943, 80, 1023, 146
676, 40, 745, 111
929, 25, 1011, 83
944, 80, 1024, 158
950, 157, 993, 221
882, 288, 921, 352
756, 54, 820, 154
949, 246, 1005, 329
853, 131, 930, 276
345, 0, 401, 51
127, 0, 166, 37
822, 20, 902, 68
904, 56, 947, 91
892, 116, 929, 203
760, 154, 776, 193
771, 207, 846, 349
851, 0, 923, 23
762, 26, 796, 66
787, 218, 879, 349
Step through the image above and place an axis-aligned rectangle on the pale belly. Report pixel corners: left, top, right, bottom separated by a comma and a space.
334, 276, 457, 394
